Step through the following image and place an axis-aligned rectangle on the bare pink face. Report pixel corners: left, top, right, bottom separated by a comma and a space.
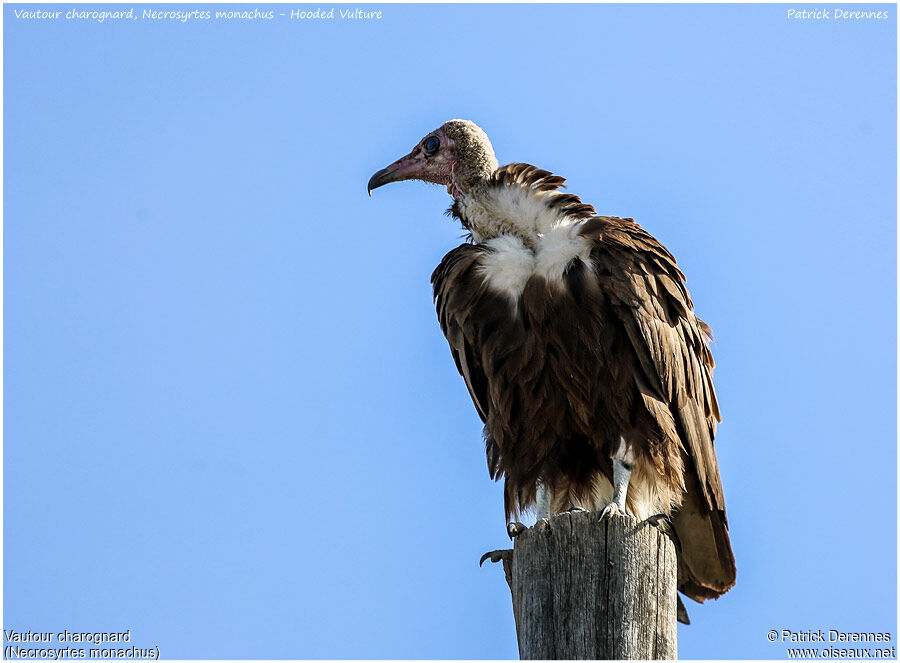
368, 129, 457, 195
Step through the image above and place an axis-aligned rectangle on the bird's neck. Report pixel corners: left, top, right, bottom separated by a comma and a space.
448, 148, 499, 203
447, 179, 466, 201
453, 182, 579, 245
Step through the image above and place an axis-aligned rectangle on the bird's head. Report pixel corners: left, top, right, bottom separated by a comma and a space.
368, 119, 498, 200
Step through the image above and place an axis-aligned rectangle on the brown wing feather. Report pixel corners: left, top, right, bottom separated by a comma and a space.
581, 216, 736, 601
432, 244, 491, 422
432, 245, 506, 478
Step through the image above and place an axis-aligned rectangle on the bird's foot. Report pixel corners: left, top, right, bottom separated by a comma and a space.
598, 501, 627, 521
645, 513, 682, 550
567, 506, 589, 513
507, 522, 528, 539
644, 513, 673, 530
479, 549, 512, 567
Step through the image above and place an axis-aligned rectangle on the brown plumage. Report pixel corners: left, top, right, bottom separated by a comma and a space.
369, 120, 736, 605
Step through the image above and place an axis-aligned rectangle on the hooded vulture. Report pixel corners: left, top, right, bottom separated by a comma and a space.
368, 119, 736, 607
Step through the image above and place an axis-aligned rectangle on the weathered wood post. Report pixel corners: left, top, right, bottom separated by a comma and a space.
485, 509, 678, 660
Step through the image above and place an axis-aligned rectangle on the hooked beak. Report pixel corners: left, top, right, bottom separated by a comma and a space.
367, 150, 423, 196
367, 166, 399, 196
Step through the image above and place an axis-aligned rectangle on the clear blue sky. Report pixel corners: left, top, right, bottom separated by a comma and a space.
4, 3, 896, 659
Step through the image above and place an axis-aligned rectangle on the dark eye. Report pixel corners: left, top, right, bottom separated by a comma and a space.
423, 136, 440, 155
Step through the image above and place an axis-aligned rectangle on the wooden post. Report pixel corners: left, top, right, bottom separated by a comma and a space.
486, 510, 678, 660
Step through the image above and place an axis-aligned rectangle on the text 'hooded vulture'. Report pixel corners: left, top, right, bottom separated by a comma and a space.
368, 119, 736, 611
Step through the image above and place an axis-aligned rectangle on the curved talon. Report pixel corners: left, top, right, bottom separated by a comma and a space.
479, 549, 512, 567
599, 502, 623, 521
507, 522, 527, 539
567, 506, 588, 513
645, 513, 672, 529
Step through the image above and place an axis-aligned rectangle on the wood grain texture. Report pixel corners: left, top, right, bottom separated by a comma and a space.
502, 511, 677, 660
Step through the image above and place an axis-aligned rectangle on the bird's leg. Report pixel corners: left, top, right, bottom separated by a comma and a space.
600, 438, 634, 520
507, 481, 551, 539
535, 481, 552, 521
609, 457, 632, 513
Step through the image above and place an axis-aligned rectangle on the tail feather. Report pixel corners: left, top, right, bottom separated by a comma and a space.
672, 470, 736, 602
